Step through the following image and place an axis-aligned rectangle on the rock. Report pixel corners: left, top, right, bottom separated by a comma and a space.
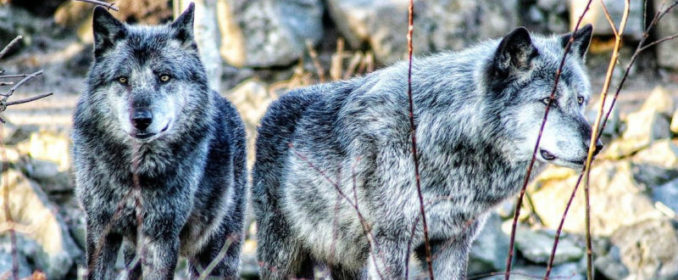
611, 219, 678, 280
631, 139, 678, 188
226, 79, 274, 167
520, 0, 569, 34
327, 0, 518, 65
655, 1, 678, 69
513, 226, 583, 265
0, 239, 33, 279
16, 131, 71, 171
531, 161, 664, 236
671, 109, 678, 134
572, 0, 644, 39
594, 245, 630, 280
477, 263, 584, 280
642, 86, 675, 117
0, 6, 40, 56
604, 110, 671, 159
0, 170, 82, 279
652, 178, 678, 215
468, 213, 508, 274
217, 0, 324, 67
11, 0, 67, 17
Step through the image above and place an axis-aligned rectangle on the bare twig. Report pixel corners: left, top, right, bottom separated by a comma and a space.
5, 93, 53, 106
0, 36, 22, 60
74, 0, 119, 11
405, 0, 434, 279
197, 235, 237, 279
306, 40, 326, 83
330, 39, 345, 81
504, 1, 594, 279
0, 82, 14, 86
0, 75, 30, 79
2, 70, 43, 97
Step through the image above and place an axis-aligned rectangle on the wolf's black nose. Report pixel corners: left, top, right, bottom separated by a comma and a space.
586, 140, 604, 156
131, 109, 153, 130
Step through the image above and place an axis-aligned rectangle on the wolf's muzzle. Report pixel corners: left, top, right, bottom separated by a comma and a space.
131, 108, 153, 130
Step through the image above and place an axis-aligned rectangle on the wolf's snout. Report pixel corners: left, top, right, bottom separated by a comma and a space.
585, 140, 604, 156
131, 109, 153, 130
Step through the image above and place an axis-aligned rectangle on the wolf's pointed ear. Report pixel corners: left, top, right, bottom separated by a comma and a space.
92, 6, 126, 59
493, 27, 538, 74
170, 2, 195, 44
561, 24, 593, 59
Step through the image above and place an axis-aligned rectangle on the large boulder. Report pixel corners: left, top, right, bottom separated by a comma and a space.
326, 0, 518, 65
468, 213, 508, 275
610, 219, 678, 280
0, 170, 81, 279
513, 226, 583, 265
530, 161, 664, 236
217, 0, 324, 67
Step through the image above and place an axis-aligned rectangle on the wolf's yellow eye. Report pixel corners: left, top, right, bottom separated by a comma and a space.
160, 74, 171, 82
117, 77, 128, 84
577, 96, 585, 105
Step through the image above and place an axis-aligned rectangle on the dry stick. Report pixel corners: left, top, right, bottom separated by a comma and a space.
289, 145, 386, 280
73, 0, 119, 11
584, 2, 629, 279
405, 0, 434, 279
0, 82, 14, 86
306, 40, 326, 83
0, 75, 29, 79
197, 235, 237, 279
5, 93, 53, 106
504, 1, 594, 279
344, 53, 363, 80
0, 36, 22, 60
2, 70, 43, 97
1, 114, 18, 280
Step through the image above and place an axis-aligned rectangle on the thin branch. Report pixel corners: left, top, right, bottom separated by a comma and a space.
197, 235, 237, 279
2, 70, 43, 97
74, 0, 119, 11
0, 82, 13, 86
504, 1, 594, 279
405, 0, 434, 279
5, 93, 53, 106
0, 36, 22, 60
306, 40, 326, 83
0, 75, 30, 79
599, 0, 619, 37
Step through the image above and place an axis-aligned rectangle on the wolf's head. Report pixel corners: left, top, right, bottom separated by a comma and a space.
485, 24, 601, 169
86, 3, 210, 143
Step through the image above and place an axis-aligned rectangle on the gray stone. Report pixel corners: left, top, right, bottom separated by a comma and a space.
642, 86, 676, 117
572, 0, 644, 39
604, 110, 671, 159
0, 6, 40, 55
655, 0, 678, 69
594, 245, 630, 280
652, 178, 678, 215
226, 79, 274, 167
477, 262, 584, 280
0, 239, 33, 279
631, 139, 678, 188
19, 159, 73, 193
514, 227, 583, 265
0, 170, 82, 279
327, 0, 518, 65
468, 213, 508, 274
217, 0, 324, 67
611, 219, 678, 280
531, 161, 664, 236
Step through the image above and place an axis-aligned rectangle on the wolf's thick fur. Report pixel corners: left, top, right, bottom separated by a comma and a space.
73, 4, 246, 279
253, 26, 597, 279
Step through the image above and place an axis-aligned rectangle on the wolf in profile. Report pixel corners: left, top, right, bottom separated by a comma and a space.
73, 4, 246, 279
253, 25, 599, 279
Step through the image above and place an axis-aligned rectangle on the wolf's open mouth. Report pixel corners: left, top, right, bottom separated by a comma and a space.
540, 149, 556, 161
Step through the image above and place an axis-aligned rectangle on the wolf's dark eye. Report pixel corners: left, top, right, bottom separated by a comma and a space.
541, 97, 554, 106
117, 77, 128, 85
577, 96, 585, 105
159, 74, 171, 83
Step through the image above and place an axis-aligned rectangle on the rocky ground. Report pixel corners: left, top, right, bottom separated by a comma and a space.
1, 0, 678, 279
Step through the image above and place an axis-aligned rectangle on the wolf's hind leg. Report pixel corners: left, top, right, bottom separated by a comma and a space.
256, 214, 312, 279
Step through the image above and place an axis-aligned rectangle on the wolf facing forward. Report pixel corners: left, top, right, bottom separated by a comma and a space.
253, 25, 599, 279
73, 4, 246, 279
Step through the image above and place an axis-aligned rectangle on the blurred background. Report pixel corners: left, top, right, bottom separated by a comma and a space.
0, 0, 677, 279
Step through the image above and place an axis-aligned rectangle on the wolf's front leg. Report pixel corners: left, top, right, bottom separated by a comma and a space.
421, 217, 486, 279
366, 238, 409, 280
85, 225, 122, 280
140, 235, 180, 280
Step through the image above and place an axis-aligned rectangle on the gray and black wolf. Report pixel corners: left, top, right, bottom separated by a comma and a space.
73, 4, 246, 279
253, 25, 599, 279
